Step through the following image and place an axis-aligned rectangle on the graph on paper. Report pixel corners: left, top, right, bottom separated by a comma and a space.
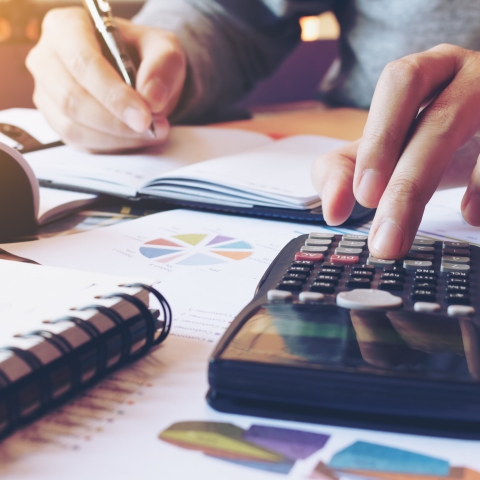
139, 233, 254, 266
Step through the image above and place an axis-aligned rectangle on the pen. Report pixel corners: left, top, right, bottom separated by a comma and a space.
82, 0, 156, 138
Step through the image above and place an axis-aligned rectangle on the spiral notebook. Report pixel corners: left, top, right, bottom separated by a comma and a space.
0, 259, 171, 439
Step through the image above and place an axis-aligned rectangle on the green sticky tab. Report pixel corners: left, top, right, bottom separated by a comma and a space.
328, 441, 450, 476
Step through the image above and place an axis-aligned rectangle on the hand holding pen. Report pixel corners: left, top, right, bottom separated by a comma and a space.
26, 6, 187, 152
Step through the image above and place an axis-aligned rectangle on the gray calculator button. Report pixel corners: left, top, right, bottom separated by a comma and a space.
410, 245, 435, 252
336, 289, 402, 310
338, 241, 366, 248
403, 260, 433, 270
305, 239, 332, 246
441, 263, 470, 273
447, 305, 475, 316
343, 234, 368, 241
442, 255, 470, 264
367, 257, 395, 266
335, 247, 363, 255
309, 232, 335, 239
413, 238, 435, 246
267, 290, 292, 302
301, 246, 328, 253
414, 302, 441, 312
443, 241, 469, 249
299, 292, 325, 303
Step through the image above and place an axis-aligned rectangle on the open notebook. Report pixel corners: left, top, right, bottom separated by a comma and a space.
0, 259, 171, 439
0, 108, 372, 224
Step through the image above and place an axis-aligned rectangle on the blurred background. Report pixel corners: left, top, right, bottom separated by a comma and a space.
0, 0, 340, 111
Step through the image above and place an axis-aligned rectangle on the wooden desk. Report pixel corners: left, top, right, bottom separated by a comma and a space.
217, 102, 368, 141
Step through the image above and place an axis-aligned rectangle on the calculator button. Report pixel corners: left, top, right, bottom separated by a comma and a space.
288, 266, 311, 274
294, 252, 324, 263
317, 275, 339, 285
301, 246, 329, 253
414, 275, 437, 284
414, 269, 437, 276
447, 271, 469, 279
277, 280, 303, 291
352, 270, 374, 279
414, 302, 441, 312
383, 266, 406, 274
310, 282, 336, 294
299, 292, 325, 303
406, 252, 435, 261
335, 247, 363, 255
322, 262, 345, 271
445, 293, 470, 305
410, 245, 435, 252
404, 260, 433, 270
412, 238, 435, 246
443, 248, 470, 257
283, 273, 308, 282
445, 285, 469, 293
441, 263, 470, 273
447, 278, 468, 285
447, 305, 475, 316
309, 232, 335, 239
346, 277, 371, 288
305, 239, 332, 246
353, 265, 375, 273
336, 289, 402, 310
338, 241, 366, 248
442, 255, 470, 264
411, 289, 436, 302
318, 267, 342, 277
443, 241, 470, 249
414, 282, 437, 289
331, 254, 360, 265
291, 261, 314, 269
267, 290, 292, 302
367, 257, 395, 267
342, 234, 368, 241
378, 280, 404, 291
381, 273, 405, 281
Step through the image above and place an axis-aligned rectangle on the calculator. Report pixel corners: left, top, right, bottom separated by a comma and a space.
208, 232, 480, 438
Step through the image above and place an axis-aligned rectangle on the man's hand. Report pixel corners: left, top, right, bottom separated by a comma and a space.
312, 44, 480, 259
26, 7, 186, 152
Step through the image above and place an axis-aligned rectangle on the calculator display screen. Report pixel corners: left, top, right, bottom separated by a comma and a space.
220, 304, 480, 383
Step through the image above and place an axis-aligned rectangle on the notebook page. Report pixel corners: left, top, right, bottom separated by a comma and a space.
24, 127, 272, 197
143, 135, 346, 207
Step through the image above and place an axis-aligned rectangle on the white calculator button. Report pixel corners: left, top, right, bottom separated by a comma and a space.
342, 234, 368, 241
305, 239, 332, 246
412, 238, 435, 246
336, 289, 402, 310
367, 257, 395, 266
309, 232, 335, 239
441, 255, 470, 264
267, 290, 292, 302
443, 241, 470, 249
403, 260, 433, 270
447, 305, 475, 316
301, 246, 329, 253
410, 245, 435, 252
440, 263, 470, 273
414, 302, 441, 312
335, 247, 363, 255
299, 292, 325, 303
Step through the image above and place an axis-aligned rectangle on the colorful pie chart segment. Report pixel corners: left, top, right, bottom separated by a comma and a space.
139, 233, 254, 266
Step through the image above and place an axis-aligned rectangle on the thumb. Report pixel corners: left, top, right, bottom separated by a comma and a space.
118, 20, 187, 116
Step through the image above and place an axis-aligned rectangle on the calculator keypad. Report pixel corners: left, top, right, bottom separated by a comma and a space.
268, 233, 477, 317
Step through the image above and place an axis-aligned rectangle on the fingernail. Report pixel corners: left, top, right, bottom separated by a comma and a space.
123, 106, 150, 133
371, 220, 404, 258
356, 169, 383, 207
145, 78, 167, 112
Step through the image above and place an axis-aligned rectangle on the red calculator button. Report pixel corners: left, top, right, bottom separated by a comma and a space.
330, 254, 359, 265
295, 252, 324, 262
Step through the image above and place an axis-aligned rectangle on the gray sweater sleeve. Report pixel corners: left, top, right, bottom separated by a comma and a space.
133, 0, 333, 123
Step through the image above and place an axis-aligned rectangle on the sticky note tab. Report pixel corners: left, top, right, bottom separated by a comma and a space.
244, 425, 329, 460
328, 441, 450, 476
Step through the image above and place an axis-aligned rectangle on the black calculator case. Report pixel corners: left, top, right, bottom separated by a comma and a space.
207, 235, 480, 439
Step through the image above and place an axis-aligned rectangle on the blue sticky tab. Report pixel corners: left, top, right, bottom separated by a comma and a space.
328, 441, 450, 476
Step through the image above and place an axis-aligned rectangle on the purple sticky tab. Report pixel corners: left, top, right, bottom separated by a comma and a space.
244, 425, 329, 460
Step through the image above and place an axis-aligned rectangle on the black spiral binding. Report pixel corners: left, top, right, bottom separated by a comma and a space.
0, 284, 171, 438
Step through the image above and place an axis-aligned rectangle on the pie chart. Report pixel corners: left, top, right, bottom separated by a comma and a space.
139, 233, 254, 266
